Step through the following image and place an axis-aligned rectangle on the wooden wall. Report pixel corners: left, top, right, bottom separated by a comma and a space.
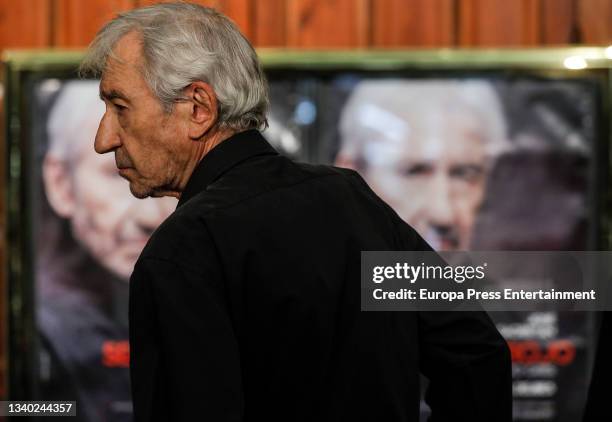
0, 0, 611, 51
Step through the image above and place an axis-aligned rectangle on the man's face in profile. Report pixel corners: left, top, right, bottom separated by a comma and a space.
339, 101, 490, 250
95, 31, 192, 199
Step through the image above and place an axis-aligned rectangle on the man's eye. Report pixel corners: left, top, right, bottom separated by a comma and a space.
114, 103, 127, 111
449, 165, 484, 182
400, 163, 433, 177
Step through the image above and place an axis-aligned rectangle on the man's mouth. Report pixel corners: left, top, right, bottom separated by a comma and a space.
117, 167, 132, 179
425, 228, 460, 251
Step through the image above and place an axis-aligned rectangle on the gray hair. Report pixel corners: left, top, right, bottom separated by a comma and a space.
339, 79, 510, 165
79, 2, 268, 132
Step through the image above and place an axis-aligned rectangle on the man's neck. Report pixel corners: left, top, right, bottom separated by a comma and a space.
148, 128, 238, 199
170, 128, 237, 199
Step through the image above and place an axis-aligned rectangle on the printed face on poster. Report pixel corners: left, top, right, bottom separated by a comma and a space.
330, 76, 597, 422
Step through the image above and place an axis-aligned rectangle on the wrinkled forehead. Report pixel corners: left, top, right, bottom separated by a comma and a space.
105, 31, 144, 71
345, 80, 500, 127
347, 98, 487, 145
99, 31, 145, 89
342, 83, 494, 165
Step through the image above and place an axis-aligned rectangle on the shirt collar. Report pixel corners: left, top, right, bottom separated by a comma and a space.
177, 129, 278, 208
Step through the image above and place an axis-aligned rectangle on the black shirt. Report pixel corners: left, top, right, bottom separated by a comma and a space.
129, 129, 512, 422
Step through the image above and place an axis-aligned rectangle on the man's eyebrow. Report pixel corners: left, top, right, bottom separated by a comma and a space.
99, 88, 130, 103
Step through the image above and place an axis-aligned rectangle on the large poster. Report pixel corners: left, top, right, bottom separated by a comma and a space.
330, 76, 598, 421
24, 71, 602, 422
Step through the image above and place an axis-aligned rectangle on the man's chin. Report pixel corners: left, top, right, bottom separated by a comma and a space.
425, 234, 461, 251
129, 183, 152, 199
128, 180, 179, 199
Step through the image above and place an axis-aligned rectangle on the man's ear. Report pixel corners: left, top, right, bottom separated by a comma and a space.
184, 81, 218, 140
43, 155, 76, 218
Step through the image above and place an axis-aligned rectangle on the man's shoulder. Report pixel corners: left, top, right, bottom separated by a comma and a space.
137, 203, 212, 267
180, 156, 368, 215
137, 157, 422, 266
134, 161, 359, 271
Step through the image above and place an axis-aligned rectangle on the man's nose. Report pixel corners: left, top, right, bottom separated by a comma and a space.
426, 174, 455, 227
94, 112, 121, 154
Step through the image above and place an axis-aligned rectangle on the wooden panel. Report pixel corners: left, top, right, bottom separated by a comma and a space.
53, 0, 135, 47
0, 0, 51, 49
371, 0, 455, 47
541, 0, 575, 44
253, 0, 286, 46
287, 0, 370, 48
579, 0, 612, 44
459, 0, 541, 46
137, 0, 220, 6
136, 0, 253, 40
222, 0, 253, 40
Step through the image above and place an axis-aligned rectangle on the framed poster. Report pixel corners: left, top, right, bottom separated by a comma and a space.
3, 48, 611, 422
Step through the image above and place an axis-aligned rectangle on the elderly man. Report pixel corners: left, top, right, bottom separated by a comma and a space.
80, 3, 511, 421
39, 80, 176, 421
336, 80, 508, 251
